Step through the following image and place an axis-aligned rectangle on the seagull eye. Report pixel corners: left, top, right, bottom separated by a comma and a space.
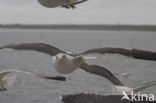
63, 55, 66, 58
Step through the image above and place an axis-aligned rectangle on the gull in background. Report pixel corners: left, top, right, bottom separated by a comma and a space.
38, 0, 88, 9
0, 69, 66, 92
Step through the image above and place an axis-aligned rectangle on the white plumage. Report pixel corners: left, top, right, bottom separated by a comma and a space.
112, 81, 156, 95
53, 53, 90, 74
0, 69, 66, 92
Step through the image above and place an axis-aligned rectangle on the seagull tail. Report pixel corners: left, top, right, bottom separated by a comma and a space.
3, 75, 16, 88
133, 81, 156, 93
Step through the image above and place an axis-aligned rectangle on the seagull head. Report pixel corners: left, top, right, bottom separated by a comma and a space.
55, 53, 68, 62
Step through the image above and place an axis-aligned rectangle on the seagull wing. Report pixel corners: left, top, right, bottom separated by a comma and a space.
79, 47, 156, 61
16, 69, 66, 81
0, 69, 66, 81
0, 43, 66, 56
61, 93, 156, 103
133, 81, 156, 93
79, 63, 123, 86
0, 71, 11, 80
62, 0, 87, 7
61, 94, 131, 103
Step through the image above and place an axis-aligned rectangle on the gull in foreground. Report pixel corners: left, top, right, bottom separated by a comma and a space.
71, 64, 156, 95
61, 82, 156, 103
61, 92, 156, 103
0, 69, 66, 92
38, 0, 87, 9
0, 43, 156, 75
60, 68, 156, 103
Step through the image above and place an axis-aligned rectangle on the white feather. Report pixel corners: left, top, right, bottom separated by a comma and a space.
82, 56, 97, 60
112, 86, 133, 95
2, 75, 16, 88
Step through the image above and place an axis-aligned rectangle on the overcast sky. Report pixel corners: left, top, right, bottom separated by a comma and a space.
0, 0, 156, 25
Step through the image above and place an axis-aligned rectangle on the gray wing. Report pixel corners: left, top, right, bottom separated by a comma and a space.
61, 93, 154, 103
79, 63, 123, 86
0, 69, 66, 81
0, 43, 66, 56
79, 47, 156, 61
17, 69, 66, 81
62, 0, 87, 7
133, 81, 156, 93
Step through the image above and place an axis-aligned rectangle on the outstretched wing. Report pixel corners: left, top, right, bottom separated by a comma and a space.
61, 93, 155, 103
61, 94, 131, 103
0, 69, 66, 81
79, 48, 156, 61
16, 69, 66, 81
133, 81, 156, 93
79, 63, 123, 86
0, 43, 66, 56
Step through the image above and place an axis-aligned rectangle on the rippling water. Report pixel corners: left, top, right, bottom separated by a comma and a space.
0, 29, 156, 103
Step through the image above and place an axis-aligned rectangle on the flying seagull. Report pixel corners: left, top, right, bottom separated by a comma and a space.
0, 43, 156, 75
61, 81, 156, 103
38, 0, 87, 9
0, 69, 66, 92
60, 61, 156, 103
78, 63, 156, 95
60, 68, 156, 103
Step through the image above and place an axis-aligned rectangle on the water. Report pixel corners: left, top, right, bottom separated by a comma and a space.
0, 29, 156, 103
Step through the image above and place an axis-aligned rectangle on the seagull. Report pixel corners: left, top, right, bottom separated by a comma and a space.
60, 68, 156, 103
61, 81, 156, 103
0, 69, 66, 92
0, 43, 156, 75
38, 0, 87, 9
59, 59, 156, 103
76, 63, 156, 95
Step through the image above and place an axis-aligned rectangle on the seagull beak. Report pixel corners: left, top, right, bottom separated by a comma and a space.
59, 58, 63, 62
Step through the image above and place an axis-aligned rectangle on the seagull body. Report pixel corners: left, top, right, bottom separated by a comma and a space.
52, 53, 85, 74
0, 69, 66, 92
38, 0, 87, 9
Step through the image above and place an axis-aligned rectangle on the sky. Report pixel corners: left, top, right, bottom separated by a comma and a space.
0, 0, 156, 25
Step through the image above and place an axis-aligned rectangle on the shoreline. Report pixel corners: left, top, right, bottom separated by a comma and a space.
0, 24, 156, 31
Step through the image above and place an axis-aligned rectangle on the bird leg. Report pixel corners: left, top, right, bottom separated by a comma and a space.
65, 0, 76, 9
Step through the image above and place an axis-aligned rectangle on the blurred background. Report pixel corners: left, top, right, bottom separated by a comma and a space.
0, 0, 156, 25
0, 0, 156, 103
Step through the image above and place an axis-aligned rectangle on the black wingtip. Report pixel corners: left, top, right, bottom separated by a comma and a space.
45, 76, 66, 81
